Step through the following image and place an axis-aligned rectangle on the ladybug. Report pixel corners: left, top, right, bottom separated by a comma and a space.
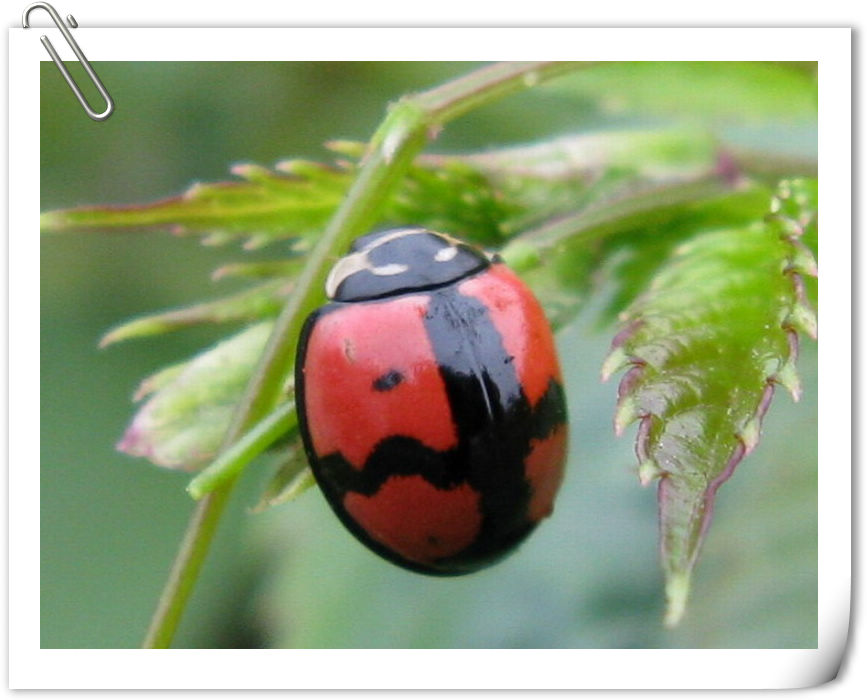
295, 227, 568, 575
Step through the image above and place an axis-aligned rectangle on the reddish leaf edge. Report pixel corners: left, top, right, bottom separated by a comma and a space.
602, 178, 818, 626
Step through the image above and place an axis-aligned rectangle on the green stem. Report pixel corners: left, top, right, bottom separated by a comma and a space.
141, 483, 234, 648
187, 401, 298, 501
141, 61, 587, 649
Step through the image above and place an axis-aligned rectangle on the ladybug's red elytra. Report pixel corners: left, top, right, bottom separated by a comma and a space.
295, 228, 568, 575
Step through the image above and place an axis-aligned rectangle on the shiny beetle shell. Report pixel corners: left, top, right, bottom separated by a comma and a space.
295, 228, 568, 575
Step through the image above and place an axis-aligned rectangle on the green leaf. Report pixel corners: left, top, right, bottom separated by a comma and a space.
100, 279, 293, 346
420, 127, 722, 235
211, 259, 304, 281
427, 126, 719, 180
544, 62, 817, 123
130, 361, 187, 401
40, 160, 350, 245
117, 322, 273, 470
510, 182, 774, 329
250, 446, 315, 514
604, 179, 817, 625
390, 158, 520, 244
40, 128, 718, 245
594, 185, 776, 324
40, 127, 812, 268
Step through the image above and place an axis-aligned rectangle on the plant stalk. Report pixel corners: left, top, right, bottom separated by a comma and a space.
141, 61, 587, 648
186, 401, 298, 501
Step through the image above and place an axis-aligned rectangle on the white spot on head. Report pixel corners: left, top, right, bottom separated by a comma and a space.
434, 246, 458, 262
325, 231, 422, 297
325, 228, 458, 298
371, 262, 409, 276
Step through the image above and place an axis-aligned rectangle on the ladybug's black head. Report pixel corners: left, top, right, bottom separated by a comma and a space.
325, 228, 491, 302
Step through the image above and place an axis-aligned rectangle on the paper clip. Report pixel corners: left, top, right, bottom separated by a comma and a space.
23, 2, 114, 121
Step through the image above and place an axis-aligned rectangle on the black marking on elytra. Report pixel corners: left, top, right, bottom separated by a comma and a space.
309, 382, 567, 576
372, 369, 404, 392
310, 437, 478, 577
529, 378, 568, 442
421, 287, 533, 566
315, 436, 465, 497
295, 269, 568, 575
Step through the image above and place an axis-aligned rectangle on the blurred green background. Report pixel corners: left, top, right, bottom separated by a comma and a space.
41, 61, 817, 648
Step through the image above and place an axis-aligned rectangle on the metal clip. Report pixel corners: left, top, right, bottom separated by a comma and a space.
23, 2, 114, 121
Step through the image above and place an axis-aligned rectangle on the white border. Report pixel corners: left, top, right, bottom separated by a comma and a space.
6, 26, 850, 61
9, 27, 851, 690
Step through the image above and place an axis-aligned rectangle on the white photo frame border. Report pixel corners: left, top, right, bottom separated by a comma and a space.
9, 26, 850, 690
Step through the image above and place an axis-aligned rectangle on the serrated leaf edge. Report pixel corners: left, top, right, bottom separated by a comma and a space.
608, 178, 818, 625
